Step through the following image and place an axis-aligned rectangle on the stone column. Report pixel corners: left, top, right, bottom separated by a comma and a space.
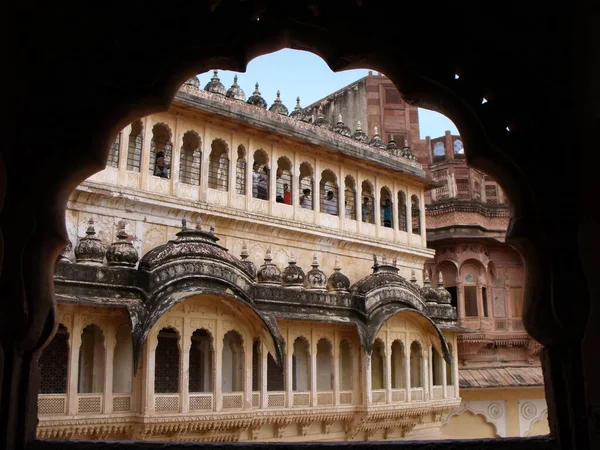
170, 117, 182, 194
374, 179, 381, 233
406, 190, 413, 235
117, 124, 132, 182
67, 317, 82, 415
200, 130, 211, 202
140, 117, 153, 191
420, 193, 427, 246
310, 336, 317, 407
385, 341, 392, 404
286, 338, 293, 408
103, 324, 116, 414
392, 182, 400, 241
181, 327, 191, 414
458, 283, 466, 319
244, 337, 253, 409
261, 343, 268, 409
427, 348, 433, 400
333, 334, 340, 405
228, 135, 237, 207
214, 321, 222, 412
313, 160, 321, 222
442, 352, 448, 399
339, 168, 346, 232
145, 333, 158, 414
363, 352, 372, 405
405, 346, 411, 403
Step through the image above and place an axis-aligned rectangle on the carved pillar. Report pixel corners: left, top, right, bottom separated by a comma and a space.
420, 193, 427, 247
392, 181, 400, 241
200, 130, 211, 203
405, 345, 411, 403
117, 124, 132, 182
261, 342, 268, 409
140, 117, 153, 191
145, 333, 157, 414
333, 333, 340, 405
244, 336, 253, 409
385, 340, 392, 404
228, 135, 236, 207
427, 348, 433, 400
374, 178, 381, 234
67, 316, 83, 415
285, 337, 293, 408
363, 352, 372, 405
442, 351, 448, 399
313, 160, 321, 221
458, 283, 466, 320
406, 190, 413, 236
310, 333, 317, 407
181, 325, 191, 414
214, 321, 222, 412
103, 324, 116, 414
170, 117, 182, 194
339, 167, 346, 232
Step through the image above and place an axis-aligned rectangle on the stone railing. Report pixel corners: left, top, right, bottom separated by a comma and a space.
38, 394, 67, 416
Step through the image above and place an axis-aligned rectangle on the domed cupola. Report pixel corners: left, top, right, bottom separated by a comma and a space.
352, 121, 369, 143
281, 251, 306, 288
386, 134, 399, 154
226, 74, 246, 101
246, 82, 268, 109
369, 127, 387, 150
257, 247, 282, 285
436, 272, 453, 305
105, 221, 139, 268
74, 219, 106, 265
138, 219, 252, 277
239, 241, 257, 279
401, 139, 417, 161
333, 114, 352, 137
184, 75, 200, 89
327, 257, 350, 293
305, 254, 328, 291
313, 105, 332, 130
204, 70, 227, 95
268, 90, 289, 116
420, 270, 439, 304
289, 97, 305, 121
350, 255, 423, 300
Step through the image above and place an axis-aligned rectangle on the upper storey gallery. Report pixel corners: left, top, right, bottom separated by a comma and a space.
88, 71, 436, 250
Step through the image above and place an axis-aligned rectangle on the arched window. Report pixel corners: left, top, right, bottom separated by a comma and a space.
292, 337, 311, 391
371, 339, 385, 390
344, 176, 356, 220
391, 340, 405, 389
78, 324, 105, 393
113, 325, 133, 393
463, 270, 479, 317
126, 120, 143, 172
339, 339, 353, 391
276, 156, 293, 205
179, 130, 201, 185
267, 353, 284, 391
320, 169, 339, 215
236, 145, 247, 195
252, 149, 269, 200
380, 187, 393, 228
432, 347, 444, 386
446, 343, 454, 385
39, 324, 69, 394
189, 329, 213, 393
299, 162, 314, 209
155, 328, 179, 393
106, 132, 121, 168
316, 338, 333, 391
361, 180, 375, 224
433, 141, 445, 157
398, 190, 408, 231
208, 139, 229, 191
410, 341, 424, 388
149, 123, 173, 179
411, 194, 421, 234
222, 330, 244, 392
454, 139, 464, 155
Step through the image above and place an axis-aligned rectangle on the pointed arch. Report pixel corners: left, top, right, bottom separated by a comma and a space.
155, 327, 180, 393
222, 330, 244, 392
78, 324, 105, 393
252, 149, 269, 200
189, 328, 214, 393
299, 162, 314, 209
106, 132, 121, 168
276, 156, 293, 205
292, 336, 311, 391
320, 169, 339, 215
344, 175, 356, 220
39, 324, 69, 394
149, 122, 173, 178
410, 340, 424, 388
361, 180, 375, 223
126, 120, 144, 172
391, 339, 406, 389
316, 337, 333, 391
397, 190, 408, 231
380, 186, 393, 228
208, 138, 229, 191
179, 130, 202, 185
411, 194, 421, 234
236, 144, 247, 195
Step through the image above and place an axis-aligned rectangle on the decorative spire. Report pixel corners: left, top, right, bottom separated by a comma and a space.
181, 218, 187, 230
268, 90, 289, 116
226, 74, 246, 101
333, 113, 352, 137
401, 138, 417, 160
305, 253, 327, 291
282, 250, 306, 288
58, 239, 73, 264
247, 82, 268, 109
424, 270, 432, 287
106, 220, 139, 267
184, 75, 200, 89
438, 271, 444, 287
410, 269, 418, 283
239, 241, 257, 279
240, 241, 249, 260
203, 69, 227, 95
257, 246, 282, 285
74, 218, 106, 265
386, 134, 398, 153
327, 256, 350, 293
313, 104, 332, 130
352, 120, 369, 143
289, 96, 305, 120
369, 126, 386, 150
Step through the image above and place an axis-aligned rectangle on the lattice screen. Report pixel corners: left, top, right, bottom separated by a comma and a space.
112, 395, 132, 412
179, 147, 201, 185
456, 178, 471, 199
252, 342, 260, 391
299, 176, 314, 209
385, 88, 403, 104
208, 153, 229, 191
126, 124, 143, 172
236, 159, 246, 195
106, 133, 121, 168
155, 333, 180, 393
39, 328, 69, 394
486, 184, 499, 204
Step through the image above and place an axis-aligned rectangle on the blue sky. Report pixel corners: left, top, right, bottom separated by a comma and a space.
196, 48, 459, 140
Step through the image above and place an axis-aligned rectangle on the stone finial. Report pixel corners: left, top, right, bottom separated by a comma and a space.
289, 96, 305, 120
372, 254, 379, 270
226, 74, 246, 101
240, 241, 249, 260
352, 120, 369, 143
195, 221, 202, 231
265, 246, 273, 262
410, 269, 417, 283
357, 121, 362, 131
374, 126, 379, 135
369, 127, 386, 150
268, 90, 289, 116
239, 241, 257, 279
106, 220, 139, 267
392, 257, 397, 267
327, 256, 350, 293
181, 218, 187, 230
386, 134, 398, 152
203, 69, 227, 95
314, 104, 332, 130
58, 239, 73, 264
246, 82, 268, 109
305, 253, 327, 291
424, 270, 432, 287
209, 224, 215, 233
334, 256, 341, 271
333, 112, 351, 137
74, 218, 106, 265
381, 255, 387, 265
257, 246, 282, 285
438, 271, 444, 287
282, 250, 306, 288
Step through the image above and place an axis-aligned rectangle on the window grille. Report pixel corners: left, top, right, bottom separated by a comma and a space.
434, 178, 450, 201
361, 192, 375, 223
179, 132, 201, 185
106, 133, 121, 168
267, 353, 284, 391
155, 330, 180, 393
299, 176, 313, 209
236, 158, 246, 195
432, 141, 445, 157
39, 325, 69, 394
473, 179, 482, 201
150, 141, 172, 179
320, 181, 339, 216
456, 178, 470, 199
398, 191, 407, 231
126, 121, 143, 172
344, 187, 356, 220
208, 152, 229, 191
486, 184, 498, 204
385, 88, 403, 104
411, 195, 421, 234
380, 189, 393, 228
276, 170, 293, 205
